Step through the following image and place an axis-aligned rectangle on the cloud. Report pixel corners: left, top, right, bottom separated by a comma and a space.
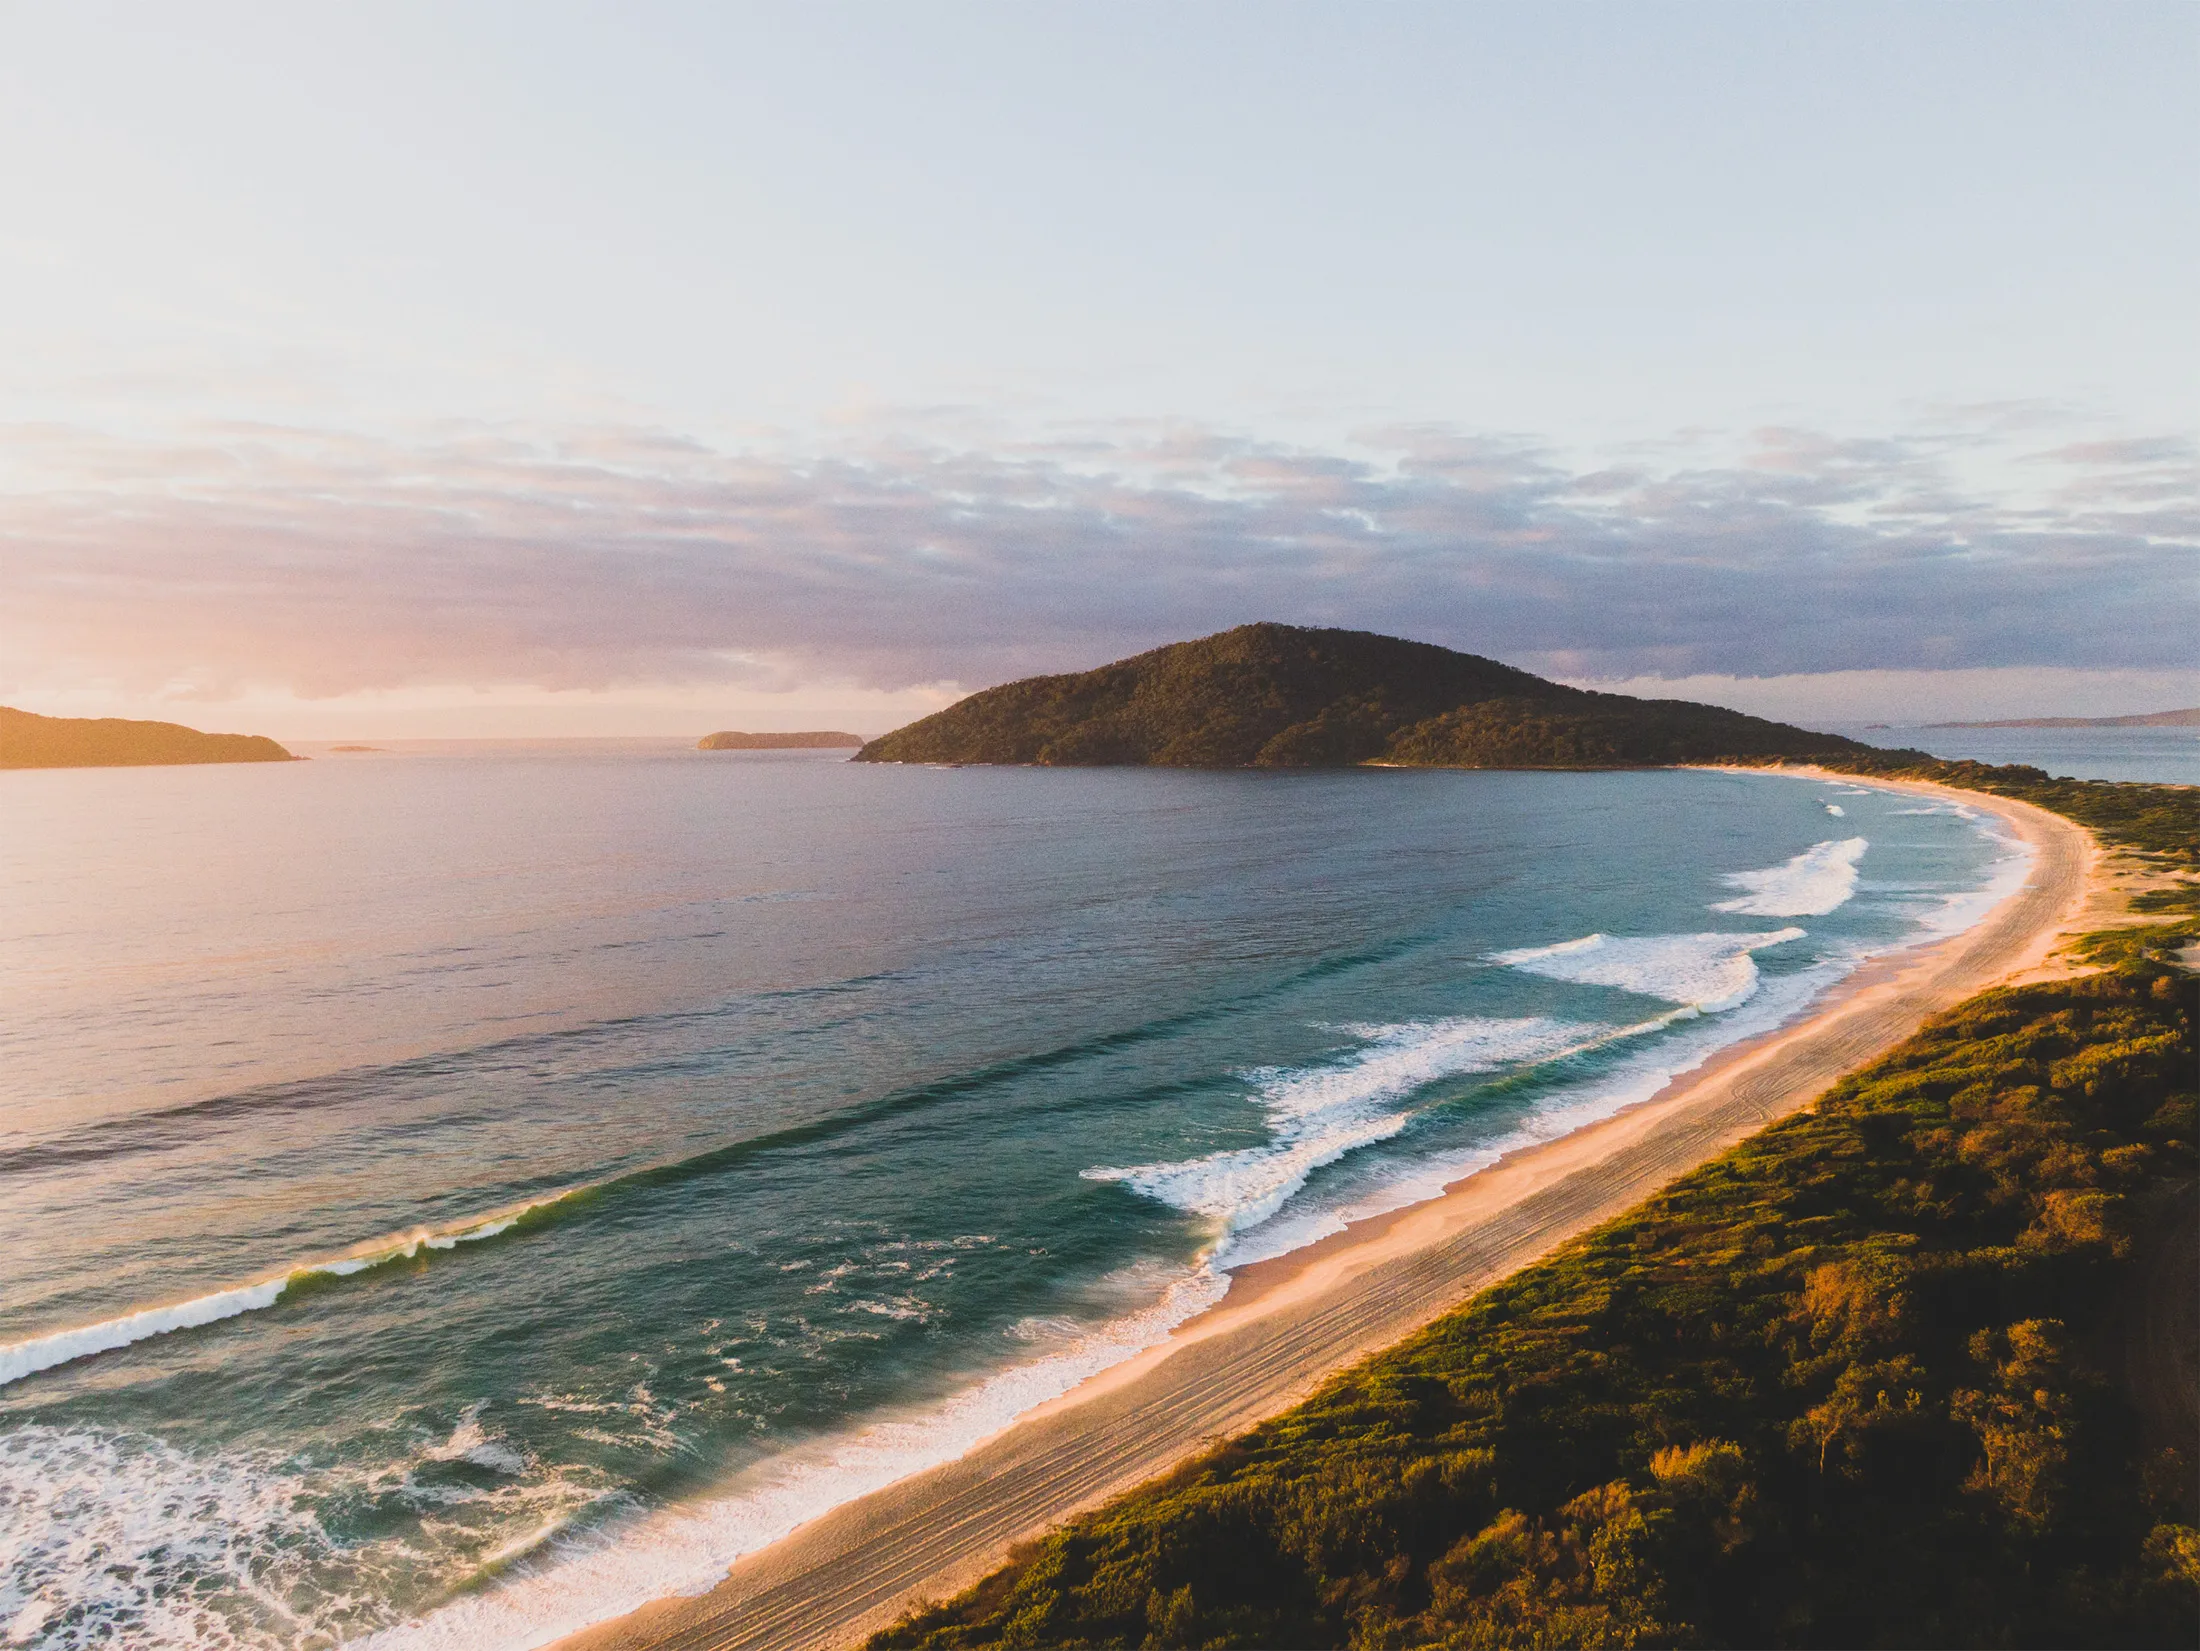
1, 413, 2192, 702
2029, 436, 2195, 468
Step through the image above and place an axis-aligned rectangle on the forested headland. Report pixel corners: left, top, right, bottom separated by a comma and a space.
875, 770, 2200, 1650
0, 705, 297, 769
854, 625, 1875, 770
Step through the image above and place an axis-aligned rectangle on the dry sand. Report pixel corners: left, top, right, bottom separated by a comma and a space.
559, 772, 2095, 1651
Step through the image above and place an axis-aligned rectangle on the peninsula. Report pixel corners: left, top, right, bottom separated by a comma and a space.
1929, 708, 2200, 729
699, 730, 866, 750
0, 706, 296, 769
855, 624, 1873, 768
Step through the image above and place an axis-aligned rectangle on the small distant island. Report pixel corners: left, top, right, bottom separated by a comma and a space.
856, 624, 1874, 769
1928, 708, 2200, 729
1, 706, 297, 770
328, 744, 386, 753
698, 730, 866, 750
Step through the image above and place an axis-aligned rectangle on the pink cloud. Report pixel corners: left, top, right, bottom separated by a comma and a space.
2, 414, 2191, 702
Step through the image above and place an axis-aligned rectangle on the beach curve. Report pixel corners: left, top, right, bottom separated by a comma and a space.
554, 771, 2094, 1651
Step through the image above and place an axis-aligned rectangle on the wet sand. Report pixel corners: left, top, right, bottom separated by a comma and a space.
559, 773, 2093, 1651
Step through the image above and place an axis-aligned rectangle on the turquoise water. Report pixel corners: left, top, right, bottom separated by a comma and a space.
0, 752, 2020, 1648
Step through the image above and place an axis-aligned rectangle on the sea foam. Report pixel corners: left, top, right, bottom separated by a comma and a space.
1712, 837, 1868, 916
1491, 928, 1806, 1013
1223, 953, 1858, 1268
359, 1263, 1233, 1651
1082, 1016, 1599, 1246
1909, 819, 2037, 940
0, 1425, 345, 1648
0, 1416, 610, 1650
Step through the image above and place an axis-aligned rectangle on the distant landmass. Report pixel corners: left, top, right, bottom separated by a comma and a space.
856, 624, 1871, 769
698, 730, 866, 750
1927, 708, 2200, 729
0, 706, 297, 770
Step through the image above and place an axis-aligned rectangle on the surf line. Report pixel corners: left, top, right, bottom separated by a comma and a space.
0, 1186, 590, 1389
1, 1009, 1272, 1395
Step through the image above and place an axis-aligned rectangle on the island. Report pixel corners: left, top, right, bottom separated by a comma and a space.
0, 706, 297, 769
698, 729, 866, 750
855, 623, 1873, 768
1929, 708, 2200, 729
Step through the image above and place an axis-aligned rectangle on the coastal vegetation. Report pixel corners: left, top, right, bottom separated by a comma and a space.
854, 625, 1871, 770
698, 729, 866, 749
0, 705, 296, 769
875, 776, 2199, 1650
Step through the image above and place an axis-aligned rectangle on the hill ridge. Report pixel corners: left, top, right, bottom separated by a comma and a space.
0, 706, 297, 770
856, 624, 1870, 770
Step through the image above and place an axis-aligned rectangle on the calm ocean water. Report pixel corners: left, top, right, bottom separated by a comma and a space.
1, 751, 2025, 1648
1846, 723, 2200, 785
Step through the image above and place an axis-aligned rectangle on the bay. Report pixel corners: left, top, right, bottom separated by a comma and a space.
0, 750, 2017, 1648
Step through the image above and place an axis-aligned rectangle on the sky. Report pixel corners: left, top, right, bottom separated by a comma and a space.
2, 0, 2194, 737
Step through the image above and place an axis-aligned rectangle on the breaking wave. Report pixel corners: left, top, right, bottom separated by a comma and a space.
0, 1190, 587, 1391
1912, 826, 2037, 940
1712, 837, 1869, 916
361, 1263, 1230, 1651
1221, 947, 1861, 1269
1491, 928, 1806, 1013
0, 1426, 344, 1650
1081, 1017, 1601, 1247
0, 1415, 612, 1650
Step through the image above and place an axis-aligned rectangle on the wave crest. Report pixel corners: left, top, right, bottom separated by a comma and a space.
1083, 1017, 1599, 1244
0, 1189, 584, 1390
1712, 837, 1868, 917
1492, 929, 1805, 1013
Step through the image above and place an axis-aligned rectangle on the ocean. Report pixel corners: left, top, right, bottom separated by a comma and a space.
1844, 723, 2200, 785
1, 752, 2028, 1648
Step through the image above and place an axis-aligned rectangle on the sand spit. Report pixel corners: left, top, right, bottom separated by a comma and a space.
559, 773, 2093, 1651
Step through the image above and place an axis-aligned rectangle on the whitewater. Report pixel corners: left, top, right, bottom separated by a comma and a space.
0, 753, 2026, 1649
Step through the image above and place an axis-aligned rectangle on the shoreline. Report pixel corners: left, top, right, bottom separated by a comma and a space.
552, 769, 2094, 1651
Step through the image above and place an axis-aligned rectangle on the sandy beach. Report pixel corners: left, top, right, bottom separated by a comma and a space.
559, 771, 2096, 1651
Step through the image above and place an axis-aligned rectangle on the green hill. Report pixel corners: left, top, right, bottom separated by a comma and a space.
854, 625, 1871, 769
0, 706, 297, 769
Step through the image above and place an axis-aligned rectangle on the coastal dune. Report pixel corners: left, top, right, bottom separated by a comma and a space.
562, 775, 2092, 1651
